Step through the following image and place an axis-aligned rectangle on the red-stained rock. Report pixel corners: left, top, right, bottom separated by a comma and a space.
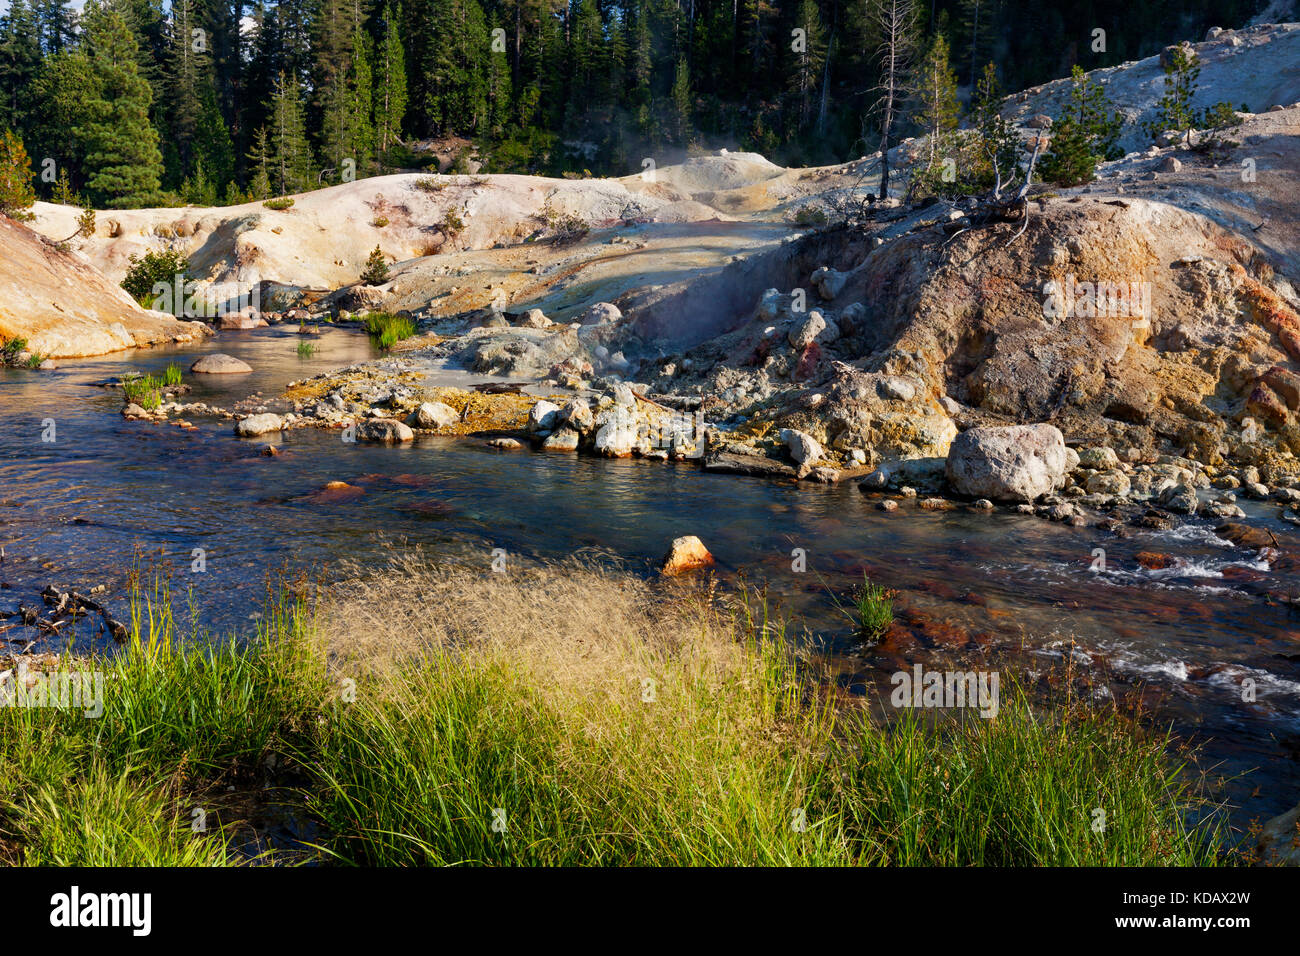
660, 535, 714, 576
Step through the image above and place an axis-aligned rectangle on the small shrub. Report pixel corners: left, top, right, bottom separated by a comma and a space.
441, 209, 465, 237
789, 205, 828, 228
361, 245, 390, 285
297, 340, 317, 357
263, 196, 295, 211
371, 216, 389, 228
414, 177, 446, 193
2, 336, 27, 359
121, 250, 191, 308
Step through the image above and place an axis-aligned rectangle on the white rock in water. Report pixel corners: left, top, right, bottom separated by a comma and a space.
779, 427, 823, 476
945, 424, 1068, 502
235, 413, 283, 437
354, 419, 414, 443
191, 353, 252, 374
527, 400, 562, 434
661, 535, 714, 575
410, 401, 459, 429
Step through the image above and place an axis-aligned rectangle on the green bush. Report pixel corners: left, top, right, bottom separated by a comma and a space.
121, 250, 192, 309
263, 196, 295, 211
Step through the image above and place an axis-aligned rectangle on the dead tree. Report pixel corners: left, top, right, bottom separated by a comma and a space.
868, 0, 918, 203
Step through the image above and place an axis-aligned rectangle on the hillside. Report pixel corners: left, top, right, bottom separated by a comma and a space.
0, 216, 209, 360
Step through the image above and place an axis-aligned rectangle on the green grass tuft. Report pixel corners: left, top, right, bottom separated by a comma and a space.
363, 312, 415, 349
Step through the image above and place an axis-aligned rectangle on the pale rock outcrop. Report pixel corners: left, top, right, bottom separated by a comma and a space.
945, 424, 1069, 502
0, 216, 209, 359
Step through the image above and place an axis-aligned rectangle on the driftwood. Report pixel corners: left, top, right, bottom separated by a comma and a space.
940, 132, 1046, 251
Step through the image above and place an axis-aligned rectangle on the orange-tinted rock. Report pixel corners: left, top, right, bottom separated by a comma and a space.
1262, 366, 1300, 409
1135, 551, 1174, 570
1246, 383, 1289, 426
660, 535, 714, 575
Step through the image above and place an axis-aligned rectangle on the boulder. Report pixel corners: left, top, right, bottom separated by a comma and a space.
355, 419, 414, 443
1076, 446, 1119, 470
594, 416, 637, 457
1256, 799, 1300, 866
1085, 470, 1131, 497
410, 401, 460, 429
542, 427, 580, 451
579, 302, 622, 326
945, 424, 1069, 502
779, 427, 823, 477
660, 535, 715, 576
810, 266, 848, 301
527, 400, 562, 434
517, 308, 553, 329
878, 376, 916, 402
1158, 482, 1200, 514
788, 311, 827, 349
191, 353, 252, 374
235, 413, 283, 437
556, 398, 594, 434
217, 312, 267, 331
1026, 114, 1053, 129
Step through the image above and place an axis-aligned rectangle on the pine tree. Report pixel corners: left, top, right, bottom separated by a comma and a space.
373, 3, 408, 162
970, 62, 1018, 189
670, 58, 692, 145
1040, 65, 1121, 186
164, 0, 233, 191
35, 0, 76, 54
263, 71, 314, 195
361, 244, 389, 284
1146, 45, 1199, 146
1038, 117, 1097, 186
321, 25, 375, 182
0, 0, 43, 137
0, 129, 36, 220
246, 124, 272, 199
1058, 65, 1122, 160
913, 32, 959, 170
789, 0, 827, 132
75, 1, 165, 208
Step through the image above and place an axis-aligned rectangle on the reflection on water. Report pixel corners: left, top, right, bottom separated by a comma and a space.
2, 327, 1298, 822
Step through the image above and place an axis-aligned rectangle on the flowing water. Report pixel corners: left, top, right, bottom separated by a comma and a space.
3, 327, 1299, 825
